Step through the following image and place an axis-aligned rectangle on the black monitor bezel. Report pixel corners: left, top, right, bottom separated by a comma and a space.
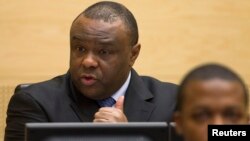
25, 122, 169, 141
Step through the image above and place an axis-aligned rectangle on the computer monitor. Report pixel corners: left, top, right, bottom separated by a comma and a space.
25, 122, 169, 141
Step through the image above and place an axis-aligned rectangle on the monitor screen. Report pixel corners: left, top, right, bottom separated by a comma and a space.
25, 122, 169, 141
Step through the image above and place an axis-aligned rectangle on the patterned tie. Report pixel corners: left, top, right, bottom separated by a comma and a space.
97, 97, 116, 107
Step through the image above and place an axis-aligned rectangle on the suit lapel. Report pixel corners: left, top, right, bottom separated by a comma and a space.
68, 69, 156, 122
124, 69, 156, 121
70, 100, 99, 122
68, 78, 99, 122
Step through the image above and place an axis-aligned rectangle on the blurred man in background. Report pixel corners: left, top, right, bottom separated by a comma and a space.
174, 63, 249, 141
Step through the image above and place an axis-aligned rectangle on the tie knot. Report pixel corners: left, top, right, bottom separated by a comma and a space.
97, 97, 116, 107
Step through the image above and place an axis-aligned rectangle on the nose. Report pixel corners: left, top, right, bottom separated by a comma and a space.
211, 115, 224, 125
82, 53, 98, 68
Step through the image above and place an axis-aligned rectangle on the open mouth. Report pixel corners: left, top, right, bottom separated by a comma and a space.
80, 75, 97, 86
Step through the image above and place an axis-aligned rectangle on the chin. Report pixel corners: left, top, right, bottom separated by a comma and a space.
80, 90, 102, 100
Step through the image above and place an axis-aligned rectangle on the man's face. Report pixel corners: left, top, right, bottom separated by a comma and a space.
69, 15, 140, 100
175, 78, 248, 141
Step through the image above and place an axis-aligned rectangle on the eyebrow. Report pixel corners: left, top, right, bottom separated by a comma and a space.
71, 36, 115, 47
190, 106, 210, 111
72, 35, 82, 41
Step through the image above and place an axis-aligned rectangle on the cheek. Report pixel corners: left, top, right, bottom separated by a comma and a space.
182, 120, 208, 141
70, 56, 82, 68
100, 57, 127, 72
98, 61, 117, 78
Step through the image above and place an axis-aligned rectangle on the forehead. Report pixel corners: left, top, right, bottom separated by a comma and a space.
182, 78, 245, 108
70, 15, 129, 40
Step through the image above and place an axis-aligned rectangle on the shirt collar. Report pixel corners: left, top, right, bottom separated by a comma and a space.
111, 71, 131, 101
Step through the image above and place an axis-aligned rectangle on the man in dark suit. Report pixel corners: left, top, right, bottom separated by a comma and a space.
4, 1, 178, 141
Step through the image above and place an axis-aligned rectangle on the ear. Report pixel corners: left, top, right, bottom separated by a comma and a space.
173, 112, 184, 135
129, 43, 141, 67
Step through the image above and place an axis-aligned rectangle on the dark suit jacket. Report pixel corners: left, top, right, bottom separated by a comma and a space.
4, 69, 178, 141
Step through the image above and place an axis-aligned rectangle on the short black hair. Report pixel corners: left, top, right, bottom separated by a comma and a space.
73, 1, 138, 46
176, 63, 249, 111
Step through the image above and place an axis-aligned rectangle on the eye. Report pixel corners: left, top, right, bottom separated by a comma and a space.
99, 49, 110, 55
223, 109, 243, 122
191, 111, 211, 123
75, 46, 85, 53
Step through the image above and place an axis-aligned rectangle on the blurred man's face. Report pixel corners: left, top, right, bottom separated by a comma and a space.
69, 15, 140, 100
175, 78, 248, 141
